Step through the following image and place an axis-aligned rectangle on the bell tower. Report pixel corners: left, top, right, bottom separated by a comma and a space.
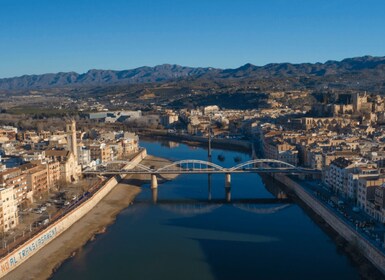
66, 119, 78, 160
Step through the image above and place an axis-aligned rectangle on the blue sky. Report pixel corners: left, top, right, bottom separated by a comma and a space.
1, 0, 385, 78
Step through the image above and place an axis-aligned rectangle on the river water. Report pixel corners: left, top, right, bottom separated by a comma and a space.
51, 140, 360, 280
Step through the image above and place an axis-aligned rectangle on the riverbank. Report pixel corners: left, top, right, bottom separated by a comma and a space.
270, 174, 385, 280
259, 172, 384, 279
2, 156, 177, 280
139, 132, 252, 153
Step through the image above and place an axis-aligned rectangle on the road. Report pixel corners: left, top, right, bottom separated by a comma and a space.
299, 178, 385, 253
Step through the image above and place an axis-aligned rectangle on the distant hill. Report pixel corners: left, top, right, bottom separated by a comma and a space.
212, 55, 385, 79
0, 64, 215, 91
1, 55, 385, 91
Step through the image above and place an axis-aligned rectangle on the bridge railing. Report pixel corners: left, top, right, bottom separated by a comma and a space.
156, 160, 225, 172
85, 158, 320, 174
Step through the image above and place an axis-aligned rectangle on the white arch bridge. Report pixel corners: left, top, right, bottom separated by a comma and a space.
84, 159, 320, 190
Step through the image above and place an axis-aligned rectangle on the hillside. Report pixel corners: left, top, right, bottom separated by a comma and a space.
1, 55, 385, 92
0, 65, 215, 91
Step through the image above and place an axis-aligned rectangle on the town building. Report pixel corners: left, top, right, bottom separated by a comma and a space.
374, 185, 385, 222
0, 168, 28, 206
85, 143, 112, 163
45, 150, 80, 183
357, 176, 385, 216
0, 187, 18, 232
263, 138, 298, 166
23, 164, 49, 195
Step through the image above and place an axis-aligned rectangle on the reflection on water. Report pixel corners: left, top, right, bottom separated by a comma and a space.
184, 227, 280, 243
159, 203, 223, 216
147, 198, 292, 217
233, 203, 291, 215
208, 174, 212, 201
151, 188, 158, 203
160, 140, 180, 149
264, 175, 289, 199
52, 140, 360, 280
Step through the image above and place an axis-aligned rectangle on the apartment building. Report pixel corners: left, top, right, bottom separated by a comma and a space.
0, 168, 28, 206
46, 161, 61, 189
374, 185, 385, 222
324, 157, 355, 196
263, 138, 299, 166
86, 143, 112, 163
357, 177, 385, 216
24, 165, 49, 194
347, 165, 379, 201
0, 187, 18, 232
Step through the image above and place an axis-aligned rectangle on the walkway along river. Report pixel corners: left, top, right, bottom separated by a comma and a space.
51, 139, 368, 280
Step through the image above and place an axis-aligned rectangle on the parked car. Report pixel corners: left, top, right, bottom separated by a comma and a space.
33, 208, 43, 214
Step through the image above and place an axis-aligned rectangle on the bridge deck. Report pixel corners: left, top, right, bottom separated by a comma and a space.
84, 168, 320, 175
85, 158, 321, 175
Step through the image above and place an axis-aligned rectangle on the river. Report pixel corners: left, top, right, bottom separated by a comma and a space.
51, 139, 360, 280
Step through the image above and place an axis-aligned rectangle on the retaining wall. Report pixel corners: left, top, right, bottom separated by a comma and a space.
129, 148, 147, 166
0, 148, 147, 278
275, 174, 385, 275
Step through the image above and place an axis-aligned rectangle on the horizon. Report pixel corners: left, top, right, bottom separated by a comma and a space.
1, 0, 385, 78
0, 54, 382, 79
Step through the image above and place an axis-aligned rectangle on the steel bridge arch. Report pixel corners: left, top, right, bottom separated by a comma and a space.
159, 204, 223, 216
229, 159, 297, 171
100, 160, 153, 172
156, 159, 225, 172
233, 203, 291, 214
130, 163, 154, 172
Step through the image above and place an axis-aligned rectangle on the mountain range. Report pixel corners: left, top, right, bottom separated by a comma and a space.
1, 55, 385, 91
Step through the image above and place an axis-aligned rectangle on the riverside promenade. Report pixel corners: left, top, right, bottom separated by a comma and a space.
274, 174, 385, 276
0, 149, 151, 279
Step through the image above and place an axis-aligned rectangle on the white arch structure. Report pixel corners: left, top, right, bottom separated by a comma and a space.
233, 203, 291, 214
100, 160, 153, 172
156, 160, 225, 173
159, 204, 223, 216
86, 159, 319, 174
229, 159, 297, 171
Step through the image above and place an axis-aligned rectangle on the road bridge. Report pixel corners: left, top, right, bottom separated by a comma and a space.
84, 158, 320, 196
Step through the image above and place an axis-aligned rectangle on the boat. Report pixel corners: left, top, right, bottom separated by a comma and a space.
234, 156, 242, 163
217, 154, 225, 162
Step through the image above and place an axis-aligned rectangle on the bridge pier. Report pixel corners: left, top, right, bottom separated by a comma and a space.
225, 173, 231, 202
152, 188, 158, 204
225, 173, 231, 188
208, 174, 212, 201
151, 174, 158, 189
225, 186, 231, 202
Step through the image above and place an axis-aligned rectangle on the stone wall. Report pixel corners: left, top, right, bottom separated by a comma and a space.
275, 174, 385, 275
0, 148, 147, 278
129, 148, 147, 165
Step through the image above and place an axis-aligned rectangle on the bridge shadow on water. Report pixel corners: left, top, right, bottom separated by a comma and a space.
141, 173, 334, 280
157, 201, 307, 280
120, 170, 324, 279
158, 199, 335, 280
134, 198, 292, 205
